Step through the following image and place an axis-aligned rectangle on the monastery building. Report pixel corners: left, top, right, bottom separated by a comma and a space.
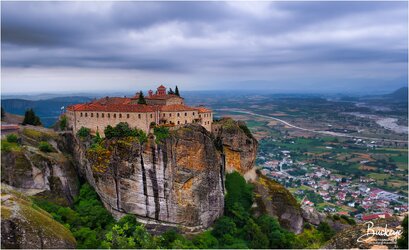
66, 85, 212, 136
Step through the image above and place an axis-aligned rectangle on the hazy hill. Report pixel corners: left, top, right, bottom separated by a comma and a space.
1, 96, 92, 127
386, 86, 408, 101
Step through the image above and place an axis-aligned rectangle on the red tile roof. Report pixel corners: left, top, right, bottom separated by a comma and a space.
160, 104, 197, 112
197, 107, 212, 113
146, 94, 182, 100
67, 103, 155, 112
1, 124, 19, 131
66, 95, 211, 114
362, 213, 391, 221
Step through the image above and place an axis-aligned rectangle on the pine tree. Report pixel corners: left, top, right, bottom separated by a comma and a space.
175, 86, 180, 96
138, 91, 147, 104
1, 107, 5, 120
22, 108, 42, 126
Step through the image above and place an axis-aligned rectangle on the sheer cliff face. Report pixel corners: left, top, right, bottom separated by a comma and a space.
212, 118, 258, 175
72, 124, 224, 231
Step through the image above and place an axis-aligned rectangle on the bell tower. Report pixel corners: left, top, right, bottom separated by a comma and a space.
157, 85, 166, 95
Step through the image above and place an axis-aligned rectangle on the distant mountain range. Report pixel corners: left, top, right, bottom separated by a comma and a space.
360, 86, 408, 103
385, 86, 408, 101
1, 87, 407, 128
1, 96, 92, 127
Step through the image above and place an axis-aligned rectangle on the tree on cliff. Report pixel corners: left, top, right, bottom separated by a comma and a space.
22, 108, 42, 126
1, 107, 5, 120
175, 86, 180, 96
398, 215, 408, 249
168, 88, 174, 94
104, 122, 147, 143
137, 91, 146, 104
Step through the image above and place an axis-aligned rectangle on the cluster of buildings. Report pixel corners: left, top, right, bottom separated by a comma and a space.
66, 85, 213, 136
259, 149, 407, 220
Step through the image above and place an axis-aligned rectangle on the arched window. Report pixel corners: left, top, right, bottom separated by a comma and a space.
96, 113, 99, 118
108, 113, 110, 118
127, 114, 130, 119
90, 113, 93, 117
150, 114, 153, 118
177, 121, 180, 125
119, 114, 122, 118
169, 113, 172, 117
80, 112, 83, 117
138, 114, 141, 119
185, 120, 187, 124
102, 113, 104, 118
114, 114, 116, 118
184, 112, 187, 116
85, 113, 88, 117
193, 112, 195, 116
177, 113, 180, 117
163, 113, 166, 117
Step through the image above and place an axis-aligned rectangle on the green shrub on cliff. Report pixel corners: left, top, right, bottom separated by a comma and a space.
225, 172, 253, 215
2, 135, 21, 152
6, 134, 18, 143
398, 215, 408, 249
104, 122, 147, 143
38, 141, 53, 152
153, 126, 170, 143
77, 127, 91, 138
60, 115, 68, 130
317, 222, 335, 241
256, 215, 296, 248
238, 123, 253, 138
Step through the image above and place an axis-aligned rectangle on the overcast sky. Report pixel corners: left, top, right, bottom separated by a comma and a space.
1, 1, 408, 94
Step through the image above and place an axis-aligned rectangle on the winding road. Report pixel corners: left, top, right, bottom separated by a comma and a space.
217, 109, 408, 143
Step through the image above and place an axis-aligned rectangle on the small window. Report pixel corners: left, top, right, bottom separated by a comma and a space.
91, 113, 93, 117
138, 114, 141, 119
169, 113, 172, 117
185, 120, 187, 124
177, 113, 180, 117
177, 121, 180, 125
102, 113, 104, 118
80, 112, 83, 117
185, 112, 187, 116
96, 113, 99, 118
163, 113, 166, 117
199, 114, 201, 118
119, 114, 122, 118
127, 114, 130, 118
108, 113, 110, 118
150, 114, 153, 118
114, 114, 116, 118
193, 112, 195, 116
85, 113, 88, 117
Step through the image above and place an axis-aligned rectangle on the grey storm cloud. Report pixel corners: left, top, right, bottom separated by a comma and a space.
1, 1, 408, 93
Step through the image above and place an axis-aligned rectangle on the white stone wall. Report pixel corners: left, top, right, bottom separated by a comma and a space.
165, 97, 184, 105
70, 111, 156, 136
159, 110, 198, 126
67, 107, 213, 137
199, 112, 212, 131
146, 96, 184, 106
